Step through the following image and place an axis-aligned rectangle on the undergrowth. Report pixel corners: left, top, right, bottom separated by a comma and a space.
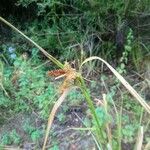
0, 17, 150, 150
1, 0, 149, 67
0, 0, 150, 149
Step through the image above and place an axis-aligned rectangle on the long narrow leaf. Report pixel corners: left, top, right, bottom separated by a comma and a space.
42, 88, 70, 150
134, 126, 144, 150
80, 56, 150, 114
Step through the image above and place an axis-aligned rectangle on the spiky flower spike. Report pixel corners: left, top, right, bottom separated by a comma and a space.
48, 62, 78, 93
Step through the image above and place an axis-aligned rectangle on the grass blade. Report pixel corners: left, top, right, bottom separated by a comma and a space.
134, 126, 144, 150
80, 56, 150, 114
42, 88, 70, 150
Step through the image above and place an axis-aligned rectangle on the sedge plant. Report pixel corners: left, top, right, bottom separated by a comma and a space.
0, 16, 150, 150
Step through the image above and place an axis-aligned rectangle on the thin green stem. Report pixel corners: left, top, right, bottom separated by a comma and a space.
77, 75, 105, 146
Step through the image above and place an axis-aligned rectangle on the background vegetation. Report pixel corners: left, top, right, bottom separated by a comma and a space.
0, 0, 150, 150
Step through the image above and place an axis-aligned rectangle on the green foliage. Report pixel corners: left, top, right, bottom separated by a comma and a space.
0, 0, 150, 149
0, 130, 21, 145
83, 117, 92, 127
67, 89, 84, 106
48, 144, 59, 150
122, 124, 138, 143
94, 107, 109, 127
12, 0, 149, 62
1, 133, 12, 145
117, 28, 133, 74
57, 113, 66, 123
16, 0, 38, 7
0, 47, 58, 120
31, 130, 42, 142
23, 120, 35, 134
10, 130, 21, 144
23, 120, 43, 142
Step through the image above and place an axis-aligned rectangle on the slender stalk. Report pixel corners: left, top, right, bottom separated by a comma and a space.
117, 113, 122, 150
103, 94, 112, 147
77, 75, 105, 145
0, 16, 64, 69
0, 61, 10, 98
0, 83, 10, 98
